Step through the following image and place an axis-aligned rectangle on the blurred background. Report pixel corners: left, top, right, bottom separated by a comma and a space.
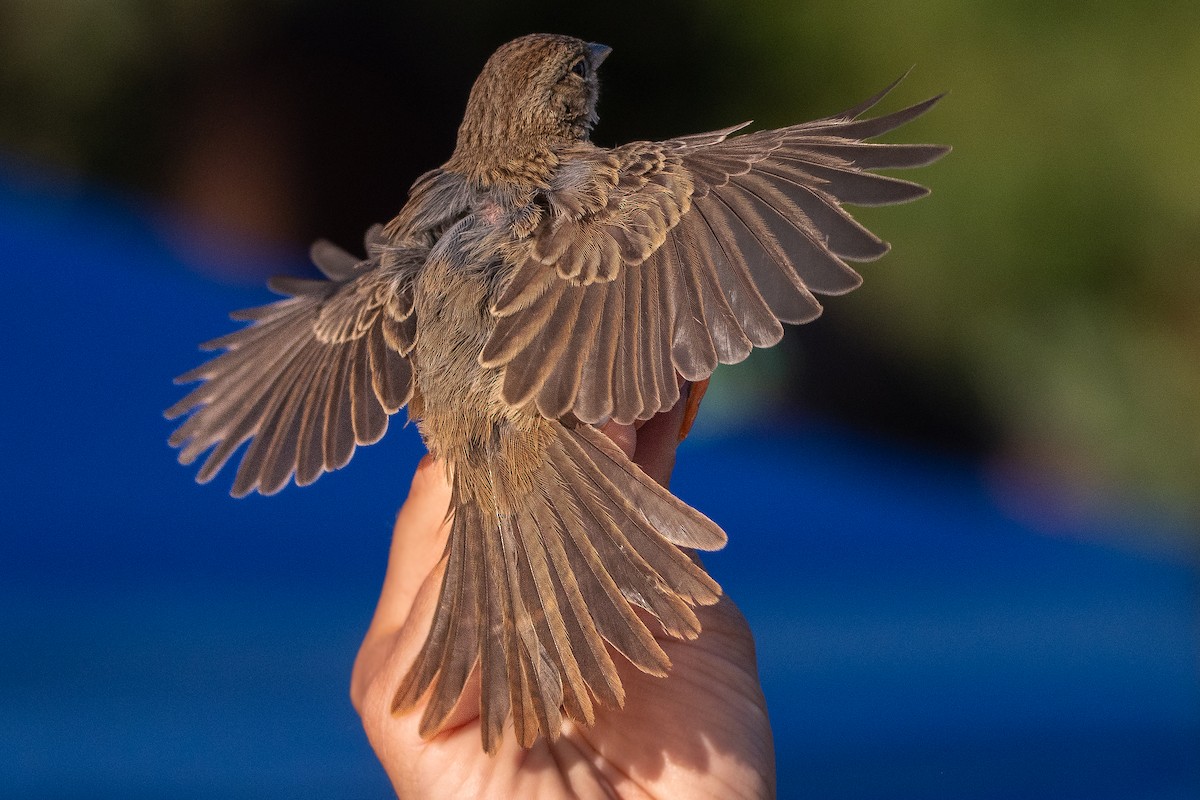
1, 1, 1196, 798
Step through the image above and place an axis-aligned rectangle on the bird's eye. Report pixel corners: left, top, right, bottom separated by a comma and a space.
569, 58, 587, 78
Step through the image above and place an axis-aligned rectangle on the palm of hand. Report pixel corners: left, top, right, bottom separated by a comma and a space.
351, 407, 774, 799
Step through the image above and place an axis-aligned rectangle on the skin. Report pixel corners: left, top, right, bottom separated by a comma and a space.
351, 389, 775, 799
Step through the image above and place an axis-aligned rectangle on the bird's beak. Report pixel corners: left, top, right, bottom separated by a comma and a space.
587, 42, 612, 67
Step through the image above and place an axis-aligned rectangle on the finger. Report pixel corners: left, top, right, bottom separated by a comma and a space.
598, 419, 637, 459
572, 594, 774, 799
630, 380, 694, 488
351, 456, 452, 710
373, 456, 453, 631
677, 377, 709, 442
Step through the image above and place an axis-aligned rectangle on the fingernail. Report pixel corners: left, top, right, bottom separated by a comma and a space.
678, 379, 710, 442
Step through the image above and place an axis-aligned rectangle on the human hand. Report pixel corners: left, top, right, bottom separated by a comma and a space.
350, 384, 775, 799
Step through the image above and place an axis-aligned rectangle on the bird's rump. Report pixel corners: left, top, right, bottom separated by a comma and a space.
482, 77, 949, 426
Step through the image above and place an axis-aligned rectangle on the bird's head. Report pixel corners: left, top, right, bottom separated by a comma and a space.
451, 34, 611, 185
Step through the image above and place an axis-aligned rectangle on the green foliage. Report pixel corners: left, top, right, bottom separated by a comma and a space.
697, 0, 1200, 514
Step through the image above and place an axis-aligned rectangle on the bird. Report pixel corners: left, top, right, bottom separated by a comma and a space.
166, 32, 949, 753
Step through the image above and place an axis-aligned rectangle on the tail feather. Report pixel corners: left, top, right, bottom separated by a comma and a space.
553, 493, 673, 677
483, 508, 530, 750
571, 425, 728, 550
499, 515, 564, 747
530, 496, 622, 712
416, 510, 481, 736
559, 433, 722, 607
393, 420, 726, 753
546, 446, 702, 638
477, 524, 510, 753
512, 506, 594, 724
390, 504, 477, 730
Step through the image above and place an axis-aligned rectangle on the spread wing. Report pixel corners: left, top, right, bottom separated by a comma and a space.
480, 76, 950, 425
166, 226, 422, 496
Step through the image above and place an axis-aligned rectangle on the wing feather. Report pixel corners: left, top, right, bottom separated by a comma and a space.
686, 203, 783, 349
805, 93, 945, 141
662, 232, 719, 383
502, 280, 585, 408
754, 166, 890, 260
611, 266, 644, 422
705, 186, 824, 324
167, 239, 422, 494
535, 281, 606, 420
729, 173, 864, 294
242, 338, 328, 495
574, 275, 623, 424
295, 344, 337, 487
683, 222, 753, 364
633, 259, 665, 413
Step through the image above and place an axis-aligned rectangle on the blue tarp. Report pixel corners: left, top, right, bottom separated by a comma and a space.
1, 169, 1196, 799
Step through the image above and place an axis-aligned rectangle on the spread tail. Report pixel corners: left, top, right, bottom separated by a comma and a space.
391, 421, 725, 752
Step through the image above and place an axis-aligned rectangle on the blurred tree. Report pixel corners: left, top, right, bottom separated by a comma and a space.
731, 0, 1200, 515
